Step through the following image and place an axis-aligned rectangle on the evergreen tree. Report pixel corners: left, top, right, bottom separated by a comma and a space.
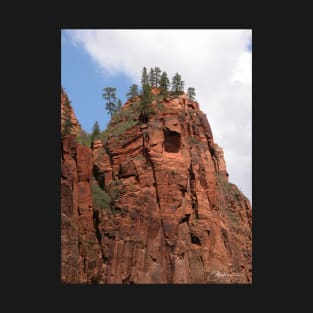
102, 87, 117, 117
117, 99, 123, 111
149, 68, 155, 87
171, 73, 184, 94
126, 84, 139, 99
159, 71, 170, 96
187, 87, 196, 101
154, 67, 162, 87
63, 100, 73, 135
91, 121, 101, 142
139, 83, 153, 123
141, 67, 149, 88
63, 114, 73, 135
77, 129, 92, 147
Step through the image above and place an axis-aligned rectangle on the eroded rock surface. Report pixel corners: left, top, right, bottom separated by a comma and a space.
61, 91, 252, 284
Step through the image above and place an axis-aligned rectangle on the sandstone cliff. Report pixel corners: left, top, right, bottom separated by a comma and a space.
61, 88, 81, 135
61, 135, 103, 283
61, 90, 252, 284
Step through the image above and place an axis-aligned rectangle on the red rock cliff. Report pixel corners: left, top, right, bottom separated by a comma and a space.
61, 91, 252, 284
61, 88, 81, 135
61, 135, 103, 283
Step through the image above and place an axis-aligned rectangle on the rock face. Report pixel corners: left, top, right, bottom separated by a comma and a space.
61, 135, 103, 283
61, 92, 252, 284
61, 88, 81, 135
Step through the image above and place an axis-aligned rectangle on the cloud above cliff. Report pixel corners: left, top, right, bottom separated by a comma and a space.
65, 29, 252, 201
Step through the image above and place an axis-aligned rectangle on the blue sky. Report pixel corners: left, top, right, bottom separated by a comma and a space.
61, 30, 252, 133
61, 29, 252, 201
61, 31, 132, 132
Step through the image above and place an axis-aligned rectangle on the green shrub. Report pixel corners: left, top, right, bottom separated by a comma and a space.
112, 118, 138, 137
99, 129, 110, 144
77, 129, 92, 147
111, 111, 120, 124
63, 117, 73, 135
99, 103, 140, 145
133, 154, 145, 161
92, 182, 111, 210
224, 209, 239, 225
233, 191, 241, 202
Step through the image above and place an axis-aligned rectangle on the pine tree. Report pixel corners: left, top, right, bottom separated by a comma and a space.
159, 71, 170, 96
154, 67, 162, 87
187, 87, 196, 101
91, 121, 101, 142
126, 84, 139, 99
141, 67, 149, 88
171, 73, 184, 94
139, 83, 153, 123
149, 68, 155, 87
102, 87, 117, 117
117, 99, 123, 112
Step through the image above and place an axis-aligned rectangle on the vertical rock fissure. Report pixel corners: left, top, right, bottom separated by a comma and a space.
189, 163, 199, 219
142, 132, 166, 241
143, 132, 172, 282
145, 153, 166, 240
93, 209, 107, 263
61, 138, 65, 161
104, 143, 114, 182
199, 255, 206, 281
207, 139, 219, 174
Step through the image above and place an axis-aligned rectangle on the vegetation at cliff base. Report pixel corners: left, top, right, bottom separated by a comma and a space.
77, 128, 92, 147
91, 121, 101, 142
92, 181, 111, 210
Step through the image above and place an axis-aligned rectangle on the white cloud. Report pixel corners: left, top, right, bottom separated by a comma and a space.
66, 29, 252, 201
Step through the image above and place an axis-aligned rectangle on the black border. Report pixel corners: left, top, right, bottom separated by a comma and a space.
15, 7, 276, 306
59, 26, 256, 292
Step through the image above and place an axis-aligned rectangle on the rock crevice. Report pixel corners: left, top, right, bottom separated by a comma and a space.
61, 90, 252, 284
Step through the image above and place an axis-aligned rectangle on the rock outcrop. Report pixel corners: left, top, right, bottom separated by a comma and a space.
61, 88, 81, 135
61, 135, 103, 283
61, 91, 252, 284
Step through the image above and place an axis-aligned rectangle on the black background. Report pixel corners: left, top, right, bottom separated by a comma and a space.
4, 2, 296, 310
